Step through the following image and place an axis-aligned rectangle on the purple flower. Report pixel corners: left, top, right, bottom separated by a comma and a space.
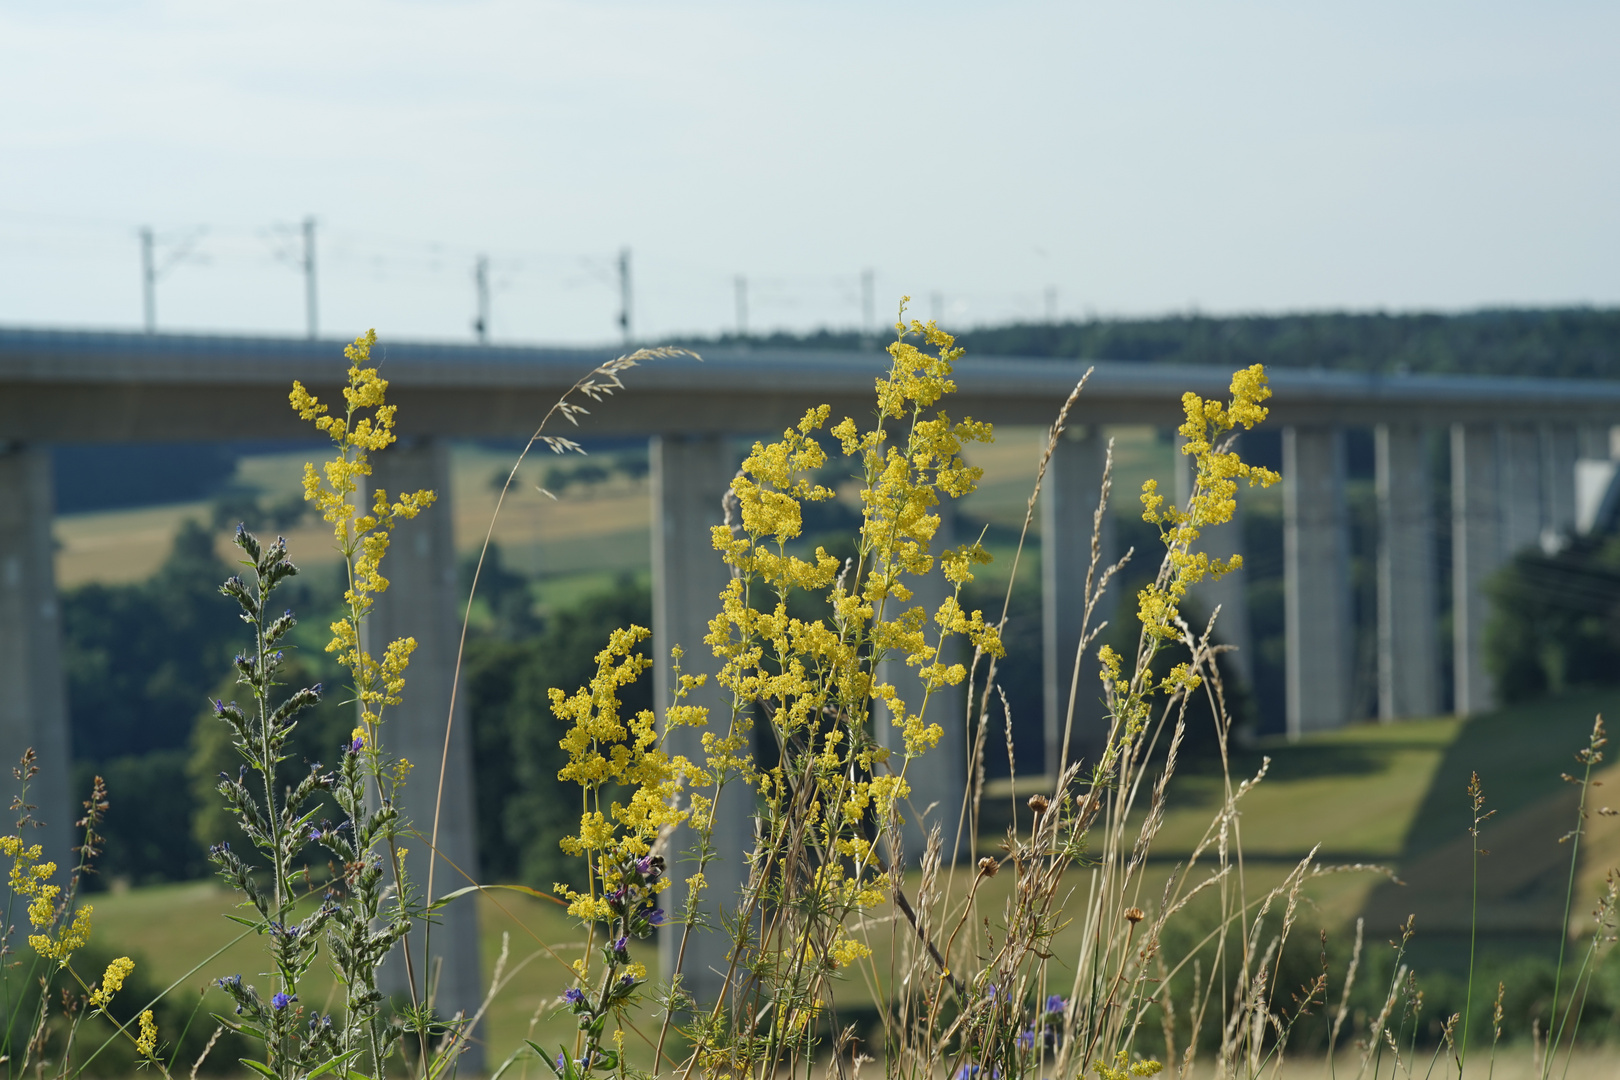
271, 992, 294, 1011
564, 987, 586, 1007
349, 736, 364, 753
555, 1053, 567, 1072
1046, 994, 1065, 1014
956, 1066, 979, 1080
644, 907, 664, 927
1017, 1027, 1036, 1050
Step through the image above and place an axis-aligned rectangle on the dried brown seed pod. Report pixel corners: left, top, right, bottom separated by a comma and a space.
1124, 907, 1145, 924
977, 856, 1000, 878
1027, 794, 1050, 815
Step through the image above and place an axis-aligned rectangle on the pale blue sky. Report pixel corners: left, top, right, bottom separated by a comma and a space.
1, 1, 1616, 344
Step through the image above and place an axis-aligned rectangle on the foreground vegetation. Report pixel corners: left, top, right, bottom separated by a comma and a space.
74, 690, 1619, 1065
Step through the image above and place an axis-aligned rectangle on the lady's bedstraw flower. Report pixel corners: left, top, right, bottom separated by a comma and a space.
677, 306, 1009, 1050
551, 308, 1011, 1074
90, 956, 135, 1007
135, 1010, 158, 1058
1135, 364, 1278, 646
291, 330, 435, 749
550, 626, 701, 926
1093, 1049, 1164, 1079
2, 834, 93, 964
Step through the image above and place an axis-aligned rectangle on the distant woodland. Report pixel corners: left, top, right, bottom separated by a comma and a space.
690, 307, 1620, 379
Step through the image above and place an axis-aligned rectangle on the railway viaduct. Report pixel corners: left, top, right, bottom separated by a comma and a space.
5, 326, 1620, 1039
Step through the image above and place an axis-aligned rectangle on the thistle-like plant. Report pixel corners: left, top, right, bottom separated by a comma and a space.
209, 526, 350, 1079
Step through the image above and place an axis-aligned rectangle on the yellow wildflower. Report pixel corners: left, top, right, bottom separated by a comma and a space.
135, 1010, 158, 1058
829, 937, 871, 967
292, 331, 435, 736
91, 956, 134, 1007
1094, 1049, 1163, 1079
30, 903, 91, 964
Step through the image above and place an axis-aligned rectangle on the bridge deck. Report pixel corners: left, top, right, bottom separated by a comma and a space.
5, 327, 1620, 442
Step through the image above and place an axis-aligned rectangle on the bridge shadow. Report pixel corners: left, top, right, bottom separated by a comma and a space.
1358, 687, 1620, 969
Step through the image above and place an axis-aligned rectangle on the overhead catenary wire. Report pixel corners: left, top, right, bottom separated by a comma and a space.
1, 208, 1079, 340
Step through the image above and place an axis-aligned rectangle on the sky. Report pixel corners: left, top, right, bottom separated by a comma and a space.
1, 0, 1617, 346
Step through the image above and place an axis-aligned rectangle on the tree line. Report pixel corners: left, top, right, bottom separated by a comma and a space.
688, 307, 1620, 379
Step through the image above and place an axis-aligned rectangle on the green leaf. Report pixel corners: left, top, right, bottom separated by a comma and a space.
222, 913, 266, 930
208, 1013, 262, 1039
288, 807, 323, 832
525, 1040, 566, 1078
307, 1048, 364, 1080
239, 1058, 279, 1080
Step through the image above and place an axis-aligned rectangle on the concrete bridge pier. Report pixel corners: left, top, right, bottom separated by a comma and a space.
1174, 433, 1254, 690
649, 433, 752, 1011
1499, 425, 1544, 555
362, 438, 483, 1069
877, 500, 969, 865
1041, 426, 1116, 782
1448, 423, 1577, 716
1374, 424, 1441, 720
0, 445, 73, 870
1283, 426, 1354, 737
1450, 423, 1504, 716
1541, 425, 1578, 541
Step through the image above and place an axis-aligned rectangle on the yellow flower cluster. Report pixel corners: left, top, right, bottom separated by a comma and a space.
2, 834, 91, 964
1135, 364, 1279, 645
1094, 365, 1278, 749
828, 935, 872, 968
1093, 1050, 1164, 1079
135, 1009, 158, 1058
90, 955, 135, 1007
291, 330, 436, 741
690, 309, 1005, 987
708, 317, 1001, 754
551, 627, 703, 919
